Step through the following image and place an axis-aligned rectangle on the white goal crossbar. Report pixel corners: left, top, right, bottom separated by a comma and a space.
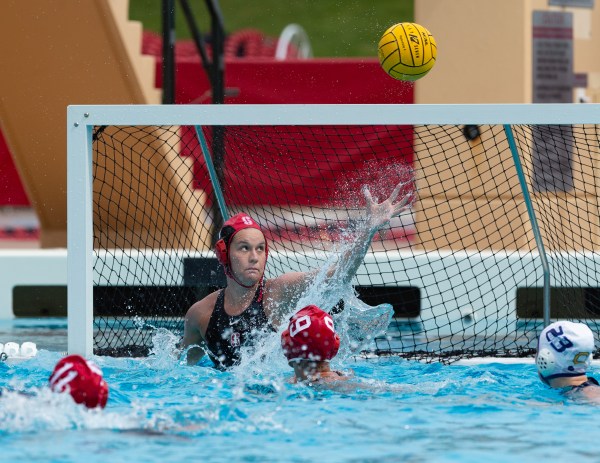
67, 103, 600, 357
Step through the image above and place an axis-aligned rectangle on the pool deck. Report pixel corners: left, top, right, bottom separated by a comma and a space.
0, 207, 40, 249
0, 207, 63, 319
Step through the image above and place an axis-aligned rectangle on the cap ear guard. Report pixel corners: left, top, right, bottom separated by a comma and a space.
215, 238, 228, 268
536, 347, 556, 385
215, 223, 236, 269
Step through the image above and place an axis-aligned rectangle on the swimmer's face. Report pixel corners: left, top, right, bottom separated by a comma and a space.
228, 228, 267, 285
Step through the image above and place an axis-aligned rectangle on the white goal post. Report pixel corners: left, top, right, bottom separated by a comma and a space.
67, 103, 600, 358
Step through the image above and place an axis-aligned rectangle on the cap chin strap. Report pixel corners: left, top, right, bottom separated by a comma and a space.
542, 371, 586, 383
225, 265, 264, 289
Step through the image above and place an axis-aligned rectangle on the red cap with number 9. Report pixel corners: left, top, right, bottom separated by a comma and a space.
281, 305, 340, 362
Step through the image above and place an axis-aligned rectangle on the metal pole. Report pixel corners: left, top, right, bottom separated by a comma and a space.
67, 111, 94, 357
205, 0, 225, 105
204, 0, 226, 240
195, 126, 229, 222
503, 125, 551, 326
162, 0, 176, 104
178, 0, 212, 77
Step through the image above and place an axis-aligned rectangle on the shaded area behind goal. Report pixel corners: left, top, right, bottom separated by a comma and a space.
91, 121, 600, 362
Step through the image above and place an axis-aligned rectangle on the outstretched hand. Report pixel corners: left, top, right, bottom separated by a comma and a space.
363, 182, 415, 231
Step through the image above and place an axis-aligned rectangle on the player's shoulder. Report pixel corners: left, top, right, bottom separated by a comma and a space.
265, 271, 310, 295
186, 289, 221, 319
572, 377, 600, 402
324, 370, 353, 382
581, 376, 600, 391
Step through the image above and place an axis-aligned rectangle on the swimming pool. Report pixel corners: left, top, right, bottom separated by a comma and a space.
0, 318, 596, 463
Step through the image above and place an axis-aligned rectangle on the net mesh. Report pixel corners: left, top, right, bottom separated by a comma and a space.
92, 122, 600, 361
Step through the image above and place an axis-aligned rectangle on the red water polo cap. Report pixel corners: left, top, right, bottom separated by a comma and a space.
281, 305, 340, 362
215, 213, 268, 279
49, 354, 109, 409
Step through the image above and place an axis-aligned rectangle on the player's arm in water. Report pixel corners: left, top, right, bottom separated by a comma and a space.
180, 294, 215, 365
264, 182, 414, 326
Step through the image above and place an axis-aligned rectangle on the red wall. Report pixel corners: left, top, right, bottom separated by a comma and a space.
0, 56, 413, 207
0, 128, 29, 206
165, 58, 414, 207
167, 58, 413, 105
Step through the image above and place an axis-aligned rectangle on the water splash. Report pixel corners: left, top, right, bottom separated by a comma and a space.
0, 386, 156, 433
334, 297, 393, 360
146, 327, 181, 369
183, 166, 413, 388
291, 222, 394, 362
234, 213, 395, 378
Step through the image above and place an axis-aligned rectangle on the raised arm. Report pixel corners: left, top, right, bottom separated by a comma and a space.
265, 181, 414, 325
329, 181, 414, 286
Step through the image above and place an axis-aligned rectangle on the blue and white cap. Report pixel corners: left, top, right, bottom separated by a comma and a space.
536, 321, 595, 384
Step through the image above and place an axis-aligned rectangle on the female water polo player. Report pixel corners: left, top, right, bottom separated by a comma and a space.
181, 182, 413, 369
48, 354, 109, 408
1, 355, 108, 409
536, 321, 600, 402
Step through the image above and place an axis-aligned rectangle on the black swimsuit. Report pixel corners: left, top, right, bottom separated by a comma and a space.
204, 284, 275, 369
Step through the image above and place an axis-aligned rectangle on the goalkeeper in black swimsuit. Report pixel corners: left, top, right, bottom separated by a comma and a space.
536, 321, 600, 402
181, 182, 413, 369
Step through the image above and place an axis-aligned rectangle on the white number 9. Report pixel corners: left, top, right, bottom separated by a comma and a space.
289, 315, 311, 337
289, 314, 335, 337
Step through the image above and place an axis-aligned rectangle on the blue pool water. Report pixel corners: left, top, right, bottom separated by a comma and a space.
0, 318, 598, 463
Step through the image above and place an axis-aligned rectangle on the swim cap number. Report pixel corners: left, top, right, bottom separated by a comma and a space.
289, 314, 335, 337
289, 315, 311, 337
545, 326, 574, 353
